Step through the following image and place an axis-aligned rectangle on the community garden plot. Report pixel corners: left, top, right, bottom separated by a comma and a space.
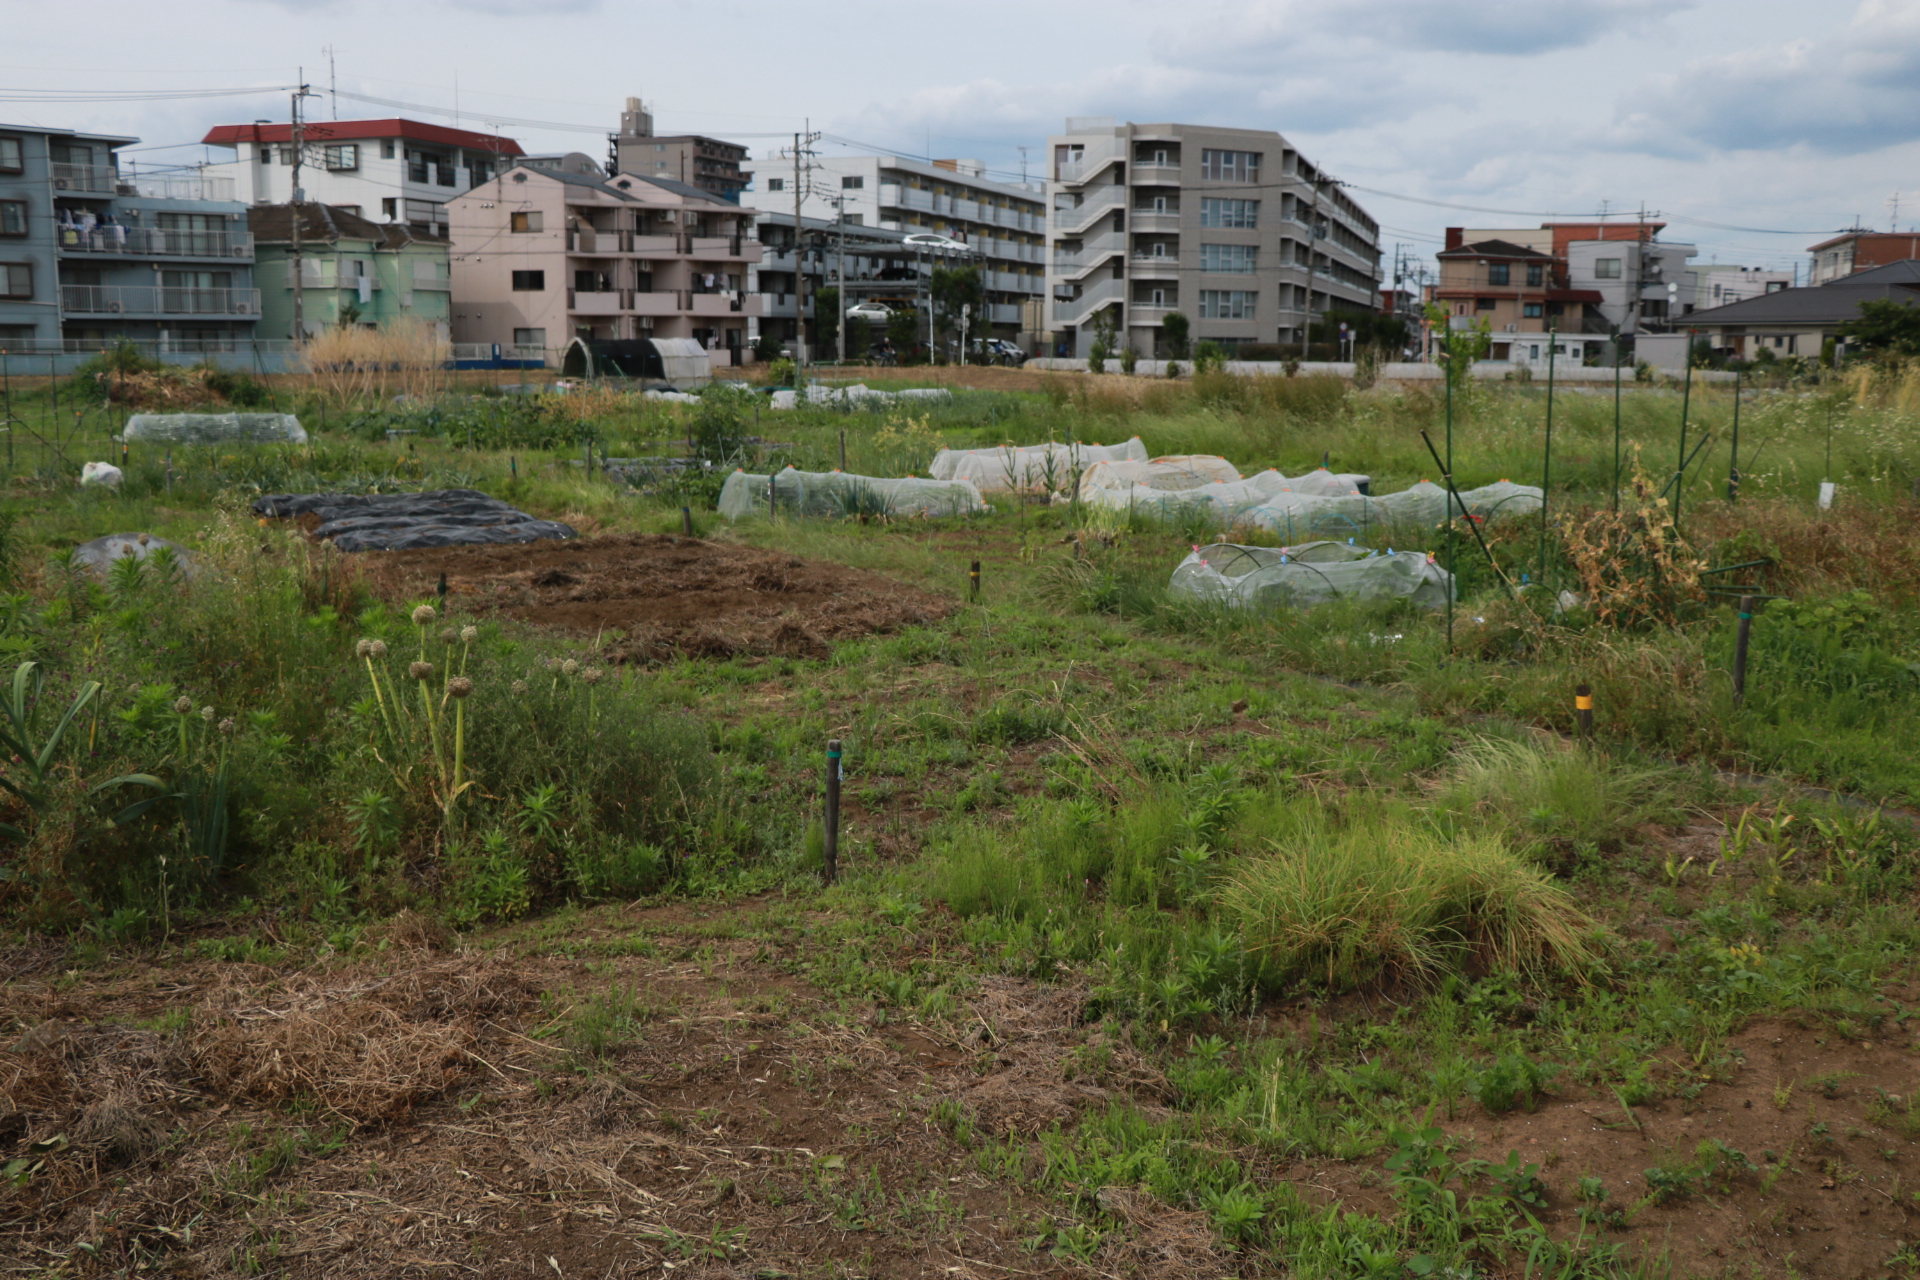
1169, 541, 1455, 610
718, 466, 986, 521
929, 437, 1148, 493
356, 532, 957, 661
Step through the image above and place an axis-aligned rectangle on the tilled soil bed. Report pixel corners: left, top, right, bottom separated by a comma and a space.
355, 532, 958, 662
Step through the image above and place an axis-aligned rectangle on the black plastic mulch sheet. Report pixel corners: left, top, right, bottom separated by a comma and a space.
252, 489, 578, 553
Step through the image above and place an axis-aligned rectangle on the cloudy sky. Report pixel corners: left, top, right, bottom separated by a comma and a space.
5, 0, 1917, 277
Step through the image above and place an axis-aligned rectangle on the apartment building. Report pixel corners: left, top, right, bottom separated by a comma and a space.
754, 211, 964, 354
774, 154, 1046, 335
0, 122, 260, 357
447, 165, 759, 366
612, 98, 752, 205
200, 118, 525, 240
1043, 119, 1381, 357
248, 203, 450, 340
1807, 231, 1920, 285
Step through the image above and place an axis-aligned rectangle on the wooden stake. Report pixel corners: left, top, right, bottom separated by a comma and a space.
823, 738, 842, 885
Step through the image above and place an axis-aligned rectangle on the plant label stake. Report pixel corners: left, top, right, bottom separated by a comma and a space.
1732, 595, 1755, 709
969, 559, 981, 602
681, 506, 694, 537
1575, 684, 1593, 741
1727, 368, 1741, 502
165, 449, 172, 492
436, 572, 448, 601
823, 738, 842, 885
510, 454, 518, 482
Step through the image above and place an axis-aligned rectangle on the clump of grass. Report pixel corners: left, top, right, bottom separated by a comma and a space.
1441, 735, 1692, 853
1221, 808, 1606, 990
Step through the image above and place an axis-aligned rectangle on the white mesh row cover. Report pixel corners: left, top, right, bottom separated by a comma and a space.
719, 465, 986, 521
1246, 480, 1542, 541
1078, 467, 1372, 523
123, 413, 308, 445
930, 437, 1149, 489
1079, 455, 1245, 497
768, 384, 953, 409
1169, 541, 1455, 611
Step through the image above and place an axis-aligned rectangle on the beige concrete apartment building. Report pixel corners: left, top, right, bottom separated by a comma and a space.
447, 165, 758, 365
1045, 118, 1381, 357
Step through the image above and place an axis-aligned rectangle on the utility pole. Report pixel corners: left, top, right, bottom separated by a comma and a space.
787, 124, 819, 372
289, 75, 319, 343
326, 46, 338, 120
1300, 171, 1323, 363
834, 196, 847, 366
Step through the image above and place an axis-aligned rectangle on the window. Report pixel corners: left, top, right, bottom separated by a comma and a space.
1198, 289, 1256, 319
767, 178, 784, 191
511, 270, 545, 291
1526, 263, 1544, 287
1488, 263, 1510, 286
0, 137, 21, 174
1523, 302, 1543, 318
1476, 297, 1496, 311
1594, 258, 1622, 279
1199, 197, 1258, 228
322, 144, 358, 171
0, 201, 25, 237
513, 327, 546, 348
382, 197, 398, 220
381, 140, 396, 160
1199, 149, 1260, 182
841, 175, 864, 189
1200, 243, 1257, 273
277, 146, 296, 165
509, 211, 543, 233
0, 263, 30, 299
844, 213, 863, 226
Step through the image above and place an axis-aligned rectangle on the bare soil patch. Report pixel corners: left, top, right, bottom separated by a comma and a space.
356, 532, 959, 662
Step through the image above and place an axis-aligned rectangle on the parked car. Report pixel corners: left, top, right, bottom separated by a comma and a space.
845, 302, 892, 323
984, 339, 1028, 367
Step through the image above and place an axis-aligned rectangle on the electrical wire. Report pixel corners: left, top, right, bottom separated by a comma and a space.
0, 85, 295, 103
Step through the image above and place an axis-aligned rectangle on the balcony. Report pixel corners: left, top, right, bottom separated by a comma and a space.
123, 175, 237, 202
568, 289, 625, 316
1130, 253, 1179, 277
1131, 160, 1181, 182
1130, 210, 1180, 232
690, 236, 752, 260
58, 228, 252, 259
689, 291, 745, 316
50, 163, 115, 194
61, 285, 261, 317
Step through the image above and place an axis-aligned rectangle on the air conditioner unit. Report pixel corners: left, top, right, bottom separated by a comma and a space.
232, 245, 249, 257
52, 179, 69, 190
106, 301, 126, 313
1505, 323, 1517, 332
234, 303, 253, 314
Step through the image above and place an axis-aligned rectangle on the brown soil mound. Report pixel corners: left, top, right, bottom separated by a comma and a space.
357, 532, 957, 662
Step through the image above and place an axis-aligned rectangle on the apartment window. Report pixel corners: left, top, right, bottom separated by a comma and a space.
0, 137, 21, 174
767, 177, 784, 191
1476, 297, 1496, 311
0, 201, 25, 237
513, 327, 546, 348
511, 270, 545, 291
844, 213, 863, 226
1200, 243, 1257, 273
1594, 258, 1622, 279
322, 144, 359, 171
382, 197, 398, 220
435, 160, 455, 188
510, 211, 543, 233
1199, 198, 1258, 228
1526, 264, 1544, 287
277, 146, 296, 165
1199, 149, 1260, 182
841, 175, 864, 189
0, 263, 30, 299
1523, 302, 1544, 318
1199, 289, 1256, 319
381, 140, 396, 160
1488, 263, 1510, 286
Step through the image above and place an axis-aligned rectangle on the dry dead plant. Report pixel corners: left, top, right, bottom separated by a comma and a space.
1559, 446, 1708, 629
301, 315, 450, 405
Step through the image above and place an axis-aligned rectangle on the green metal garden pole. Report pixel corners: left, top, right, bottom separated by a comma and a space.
1674, 337, 1693, 530
1539, 325, 1557, 588
1727, 368, 1741, 501
1444, 354, 1454, 652
1610, 328, 1622, 513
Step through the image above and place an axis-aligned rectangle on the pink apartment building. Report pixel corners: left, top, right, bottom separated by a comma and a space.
447, 165, 759, 366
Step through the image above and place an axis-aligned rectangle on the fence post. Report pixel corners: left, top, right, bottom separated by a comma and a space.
1732, 595, 1755, 709
1575, 683, 1593, 741
681, 505, 693, 537
823, 738, 842, 886
838, 428, 846, 471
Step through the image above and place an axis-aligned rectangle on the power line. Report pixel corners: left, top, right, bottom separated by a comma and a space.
0, 85, 295, 103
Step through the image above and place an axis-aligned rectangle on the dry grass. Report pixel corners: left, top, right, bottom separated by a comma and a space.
301, 316, 451, 404
1686, 494, 1920, 605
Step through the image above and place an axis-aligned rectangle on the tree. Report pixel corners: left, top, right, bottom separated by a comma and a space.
930, 266, 983, 352
813, 287, 840, 359
1086, 308, 1117, 373
1160, 311, 1191, 360
1311, 308, 1407, 350
886, 307, 920, 357
1839, 298, 1920, 357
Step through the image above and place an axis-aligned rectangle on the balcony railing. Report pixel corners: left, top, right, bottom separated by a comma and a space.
50, 163, 115, 193
59, 227, 251, 258
123, 175, 237, 202
61, 285, 262, 316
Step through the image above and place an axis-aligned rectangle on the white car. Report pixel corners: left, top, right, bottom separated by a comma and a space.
901, 232, 972, 254
845, 302, 892, 322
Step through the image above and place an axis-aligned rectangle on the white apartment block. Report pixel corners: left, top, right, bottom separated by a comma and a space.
771, 154, 1046, 331
199, 118, 525, 240
1045, 119, 1381, 357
